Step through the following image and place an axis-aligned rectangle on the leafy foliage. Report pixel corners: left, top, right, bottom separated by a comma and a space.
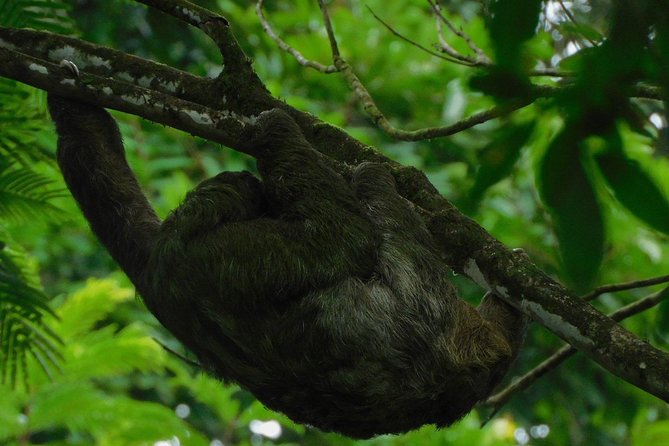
0, 279, 210, 445
0, 163, 65, 224
0, 0, 74, 389
0, 0, 74, 33
0, 244, 60, 387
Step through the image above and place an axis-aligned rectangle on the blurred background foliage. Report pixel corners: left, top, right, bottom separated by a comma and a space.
1, 0, 669, 444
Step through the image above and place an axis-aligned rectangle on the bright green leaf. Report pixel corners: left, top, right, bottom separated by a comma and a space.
596, 151, 669, 234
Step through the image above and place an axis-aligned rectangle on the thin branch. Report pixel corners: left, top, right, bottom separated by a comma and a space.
582, 274, 669, 302
336, 54, 536, 140
427, 0, 490, 65
316, 0, 341, 58
315, 0, 537, 140
367, 6, 468, 65
153, 337, 202, 368
256, 0, 336, 73
482, 287, 669, 419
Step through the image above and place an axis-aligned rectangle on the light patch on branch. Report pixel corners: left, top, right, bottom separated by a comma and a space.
521, 301, 595, 348
28, 63, 48, 75
183, 109, 213, 125
160, 79, 180, 93
121, 93, 153, 107
48, 46, 112, 70
495, 286, 509, 298
464, 258, 490, 289
137, 75, 155, 88
118, 71, 181, 93
0, 38, 17, 51
179, 6, 203, 24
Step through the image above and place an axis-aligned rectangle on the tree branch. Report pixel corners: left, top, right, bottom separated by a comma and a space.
582, 274, 669, 301
483, 287, 669, 416
256, 0, 336, 73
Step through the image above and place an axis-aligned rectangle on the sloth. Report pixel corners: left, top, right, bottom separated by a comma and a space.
48, 73, 525, 438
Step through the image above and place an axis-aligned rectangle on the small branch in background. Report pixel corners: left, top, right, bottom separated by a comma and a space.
256, 0, 337, 73
316, 0, 341, 58
336, 52, 534, 140
581, 274, 669, 302
481, 287, 669, 421
427, 0, 490, 65
153, 337, 202, 368
426, 0, 568, 77
367, 6, 466, 65
315, 0, 536, 140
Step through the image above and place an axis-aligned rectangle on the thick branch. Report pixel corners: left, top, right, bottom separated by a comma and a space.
1, 22, 669, 402
0, 45, 254, 154
133, 0, 260, 83
422, 204, 669, 402
484, 287, 669, 412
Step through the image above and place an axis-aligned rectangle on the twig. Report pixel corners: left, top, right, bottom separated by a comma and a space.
482, 287, 669, 420
582, 274, 669, 302
316, 0, 341, 57
256, 0, 337, 73
427, 0, 490, 65
367, 6, 467, 65
153, 337, 202, 368
315, 0, 537, 140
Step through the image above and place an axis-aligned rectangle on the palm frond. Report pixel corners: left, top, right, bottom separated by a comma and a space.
0, 0, 75, 33
0, 79, 53, 165
0, 246, 61, 387
0, 163, 67, 224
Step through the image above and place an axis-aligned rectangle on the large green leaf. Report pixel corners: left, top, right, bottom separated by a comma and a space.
539, 128, 604, 289
469, 122, 535, 202
489, 0, 543, 66
596, 151, 669, 234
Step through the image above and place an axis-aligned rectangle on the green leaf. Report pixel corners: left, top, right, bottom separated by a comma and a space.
632, 420, 669, 446
539, 128, 604, 289
56, 279, 134, 340
470, 122, 535, 202
596, 152, 669, 234
489, 0, 542, 67
0, 0, 75, 33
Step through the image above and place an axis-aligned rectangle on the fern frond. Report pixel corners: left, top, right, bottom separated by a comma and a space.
0, 164, 67, 224
0, 248, 61, 387
0, 0, 75, 33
